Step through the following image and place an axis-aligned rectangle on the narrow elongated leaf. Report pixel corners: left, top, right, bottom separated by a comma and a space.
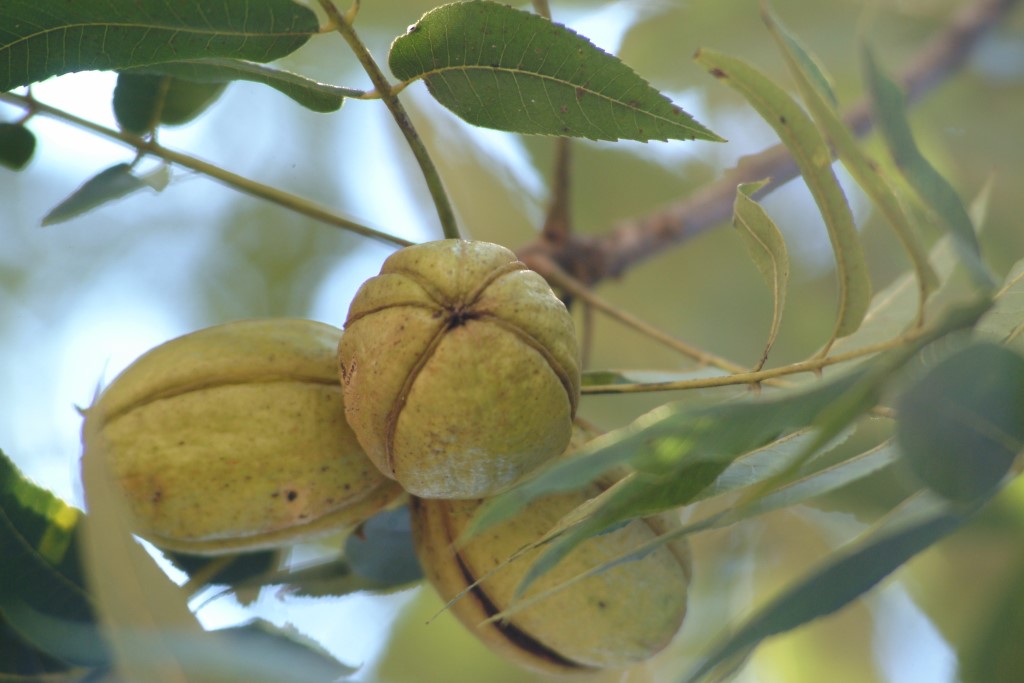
0, 0, 319, 92
0, 122, 36, 169
897, 342, 1024, 503
680, 493, 969, 683
763, 6, 938, 313
389, 1, 721, 142
125, 59, 358, 113
42, 164, 152, 226
490, 441, 900, 625
696, 48, 871, 346
733, 181, 789, 369
976, 258, 1024, 353
862, 45, 996, 292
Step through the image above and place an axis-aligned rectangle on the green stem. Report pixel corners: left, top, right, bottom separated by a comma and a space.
0, 91, 411, 247
318, 0, 461, 241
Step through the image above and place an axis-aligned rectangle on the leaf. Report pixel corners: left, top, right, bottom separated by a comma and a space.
959, 553, 1024, 683
79, 417, 207, 683
696, 48, 871, 347
344, 506, 423, 587
125, 59, 358, 113
762, 5, 938, 314
581, 366, 733, 390
0, 611, 76, 676
733, 181, 790, 369
41, 164, 151, 226
468, 366, 874, 543
0, 122, 36, 169
975, 257, 1024, 353
174, 620, 355, 682
680, 493, 970, 683
113, 73, 227, 134
0, 0, 320, 92
862, 45, 996, 292
0, 450, 104, 666
896, 342, 1024, 503
388, 1, 722, 143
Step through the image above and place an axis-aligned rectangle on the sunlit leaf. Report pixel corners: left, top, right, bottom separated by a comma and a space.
0, 122, 35, 169
680, 493, 970, 683
389, 1, 722, 142
0, 0, 320, 92
113, 73, 227, 134
763, 5, 938, 313
733, 181, 789, 369
125, 59, 358, 113
0, 450, 103, 666
79, 419, 206, 683
897, 342, 1024, 503
42, 164, 150, 227
696, 48, 871, 347
862, 45, 996, 292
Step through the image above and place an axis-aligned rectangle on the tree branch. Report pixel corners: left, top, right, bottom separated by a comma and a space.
518, 0, 1019, 282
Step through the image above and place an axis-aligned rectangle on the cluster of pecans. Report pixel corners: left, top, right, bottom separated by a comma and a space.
84, 240, 691, 672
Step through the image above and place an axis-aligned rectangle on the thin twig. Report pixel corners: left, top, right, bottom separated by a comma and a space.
317, 0, 461, 240
542, 138, 574, 246
0, 90, 412, 247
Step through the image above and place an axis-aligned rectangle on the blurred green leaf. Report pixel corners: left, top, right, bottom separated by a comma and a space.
0, 450, 102, 666
126, 59, 358, 113
959, 552, 1024, 683
862, 44, 996, 292
0, 0, 320, 92
113, 74, 227, 134
976, 257, 1024, 353
389, 1, 721, 142
896, 342, 1024, 503
345, 506, 423, 587
0, 122, 35, 170
163, 549, 282, 596
733, 181, 789, 369
0, 612, 79, 676
681, 492, 971, 683
696, 48, 871, 347
42, 164, 150, 227
763, 5, 938, 312
581, 366, 730, 388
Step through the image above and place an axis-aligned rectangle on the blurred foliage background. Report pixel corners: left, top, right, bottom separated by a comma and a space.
2, 0, 1024, 681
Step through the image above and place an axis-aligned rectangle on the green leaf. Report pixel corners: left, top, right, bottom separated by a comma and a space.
733, 181, 790, 369
0, 450, 103, 666
581, 366, 731, 388
0, 0, 320, 92
126, 59, 358, 113
388, 0, 722, 143
862, 45, 996, 292
976, 258, 1024, 353
896, 342, 1024, 503
696, 48, 871, 347
468, 366, 874, 542
41, 163, 151, 226
763, 5, 938, 313
0, 122, 36, 169
0, 611, 76, 676
113, 73, 226, 134
344, 506, 423, 587
680, 493, 970, 683
959, 553, 1024, 683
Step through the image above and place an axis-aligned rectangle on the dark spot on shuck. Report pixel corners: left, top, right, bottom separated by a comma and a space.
286, 490, 298, 502
343, 483, 351, 491
151, 490, 163, 504
709, 68, 727, 79
320, 465, 329, 472
597, 600, 607, 610
446, 309, 480, 329
299, 513, 308, 519
270, 492, 280, 498
779, 115, 787, 124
